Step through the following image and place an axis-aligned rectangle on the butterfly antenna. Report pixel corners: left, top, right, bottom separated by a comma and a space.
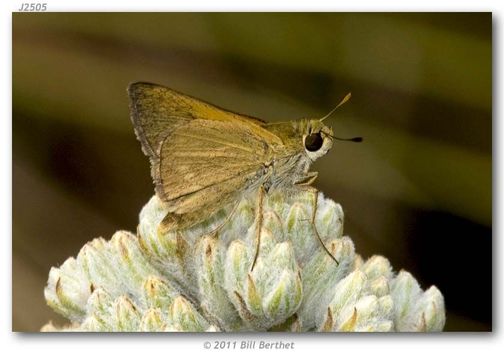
331, 135, 363, 142
319, 92, 352, 123
322, 131, 363, 143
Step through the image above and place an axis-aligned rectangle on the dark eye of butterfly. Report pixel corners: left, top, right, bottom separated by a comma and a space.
304, 132, 324, 152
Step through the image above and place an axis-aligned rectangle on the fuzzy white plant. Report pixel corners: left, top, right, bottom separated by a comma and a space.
43, 191, 445, 332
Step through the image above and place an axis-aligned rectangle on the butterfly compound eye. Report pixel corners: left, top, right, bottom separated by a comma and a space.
304, 132, 324, 152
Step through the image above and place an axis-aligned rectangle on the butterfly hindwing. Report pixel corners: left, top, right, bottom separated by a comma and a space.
157, 118, 278, 214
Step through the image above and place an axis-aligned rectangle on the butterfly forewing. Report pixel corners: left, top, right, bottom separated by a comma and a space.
128, 82, 267, 158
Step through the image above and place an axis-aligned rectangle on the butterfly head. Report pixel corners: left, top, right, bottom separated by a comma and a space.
303, 119, 335, 162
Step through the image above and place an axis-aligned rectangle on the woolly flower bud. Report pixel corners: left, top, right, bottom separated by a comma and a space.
44, 191, 445, 332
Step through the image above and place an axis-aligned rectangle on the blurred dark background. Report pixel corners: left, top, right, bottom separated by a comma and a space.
12, 13, 492, 331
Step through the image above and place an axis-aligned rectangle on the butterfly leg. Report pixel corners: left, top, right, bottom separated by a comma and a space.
250, 185, 266, 272
159, 199, 239, 236
296, 174, 339, 266
308, 188, 339, 266
207, 200, 240, 237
